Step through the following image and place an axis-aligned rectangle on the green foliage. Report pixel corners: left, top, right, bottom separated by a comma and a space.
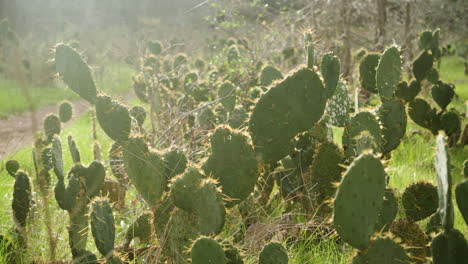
58, 101, 73, 123
122, 136, 166, 206
333, 154, 386, 250
320, 53, 340, 98
173, 53, 188, 71
359, 53, 380, 93
259, 242, 288, 264
95, 95, 131, 142
55, 43, 97, 103
203, 127, 258, 207
260, 66, 283, 87
376, 46, 401, 101
191, 237, 227, 264
402, 181, 438, 221
249, 67, 327, 163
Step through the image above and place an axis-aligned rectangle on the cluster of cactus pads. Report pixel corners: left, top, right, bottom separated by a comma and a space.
3, 27, 465, 263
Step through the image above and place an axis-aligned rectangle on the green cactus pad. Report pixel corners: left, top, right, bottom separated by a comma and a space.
326, 81, 352, 127
402, 181, 438, 221
259, 242, 288, 264
395, 80, 421, 103
390, 218, 429, 263
41, 147, 54, 171
408, 98, 434, 129
376, 46, 401, 101
55, 43, 97, 103
12, 171, 31, 228
342, 111, 382, 159
228, 106, 248, 129
441, 111, 461, 142
5, 160, 19, 177
464, 160, 468, 178
173, 53, 187, 71
413, 51, 433, 81
260, 66, 283, 87
148, 40, 162, 55
249, 67, 327, 164
431, 228, 468, 264
426, 212, 443, 236
227, 46, 239, 63
90, 199, 115, 257
44, 114, 61, 139
359, 53, 380, 93
320, 53, 340, 99
194, 58, 205, 73
431, 81, 455, 110
191, 237, 227, 264
333, 153, 386, 250
374, 188, 398, 232
184, 72, 198, 93
132, 74, 148, 103
59, 101, 73, 123
435, 134, 454, 229
352, 236, 409, 264
129, 106, 146, 127
95, 95, 131, 142
198, 107, 216, 130
427, 68, 440, 84
455, 180, 468, 226
124, 212, 152, 246
419, 31, 433, 50
122, 137, 166, 206
305, 32, 314, 68
203, 127, 258, 207
377, 99, 407, 154
68, 135, 81, 164
163, 149, 187, 179
306, 140, 345, 206
218, 81, 236, 112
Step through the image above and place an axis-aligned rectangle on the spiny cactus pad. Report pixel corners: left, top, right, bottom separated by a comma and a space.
55, 43, 97, 103
249, 67, 327, 164
124, 212, 152, 246
44, 114, 61, 139
148, 40, 162, 55
6, 160, 19, 177
389, 218, 429, 263
377, 99, 407, 154
342, 111, 382, 159
191, 237, 227, 264
413, 50, 433, 81
12, 171, 31, 228
326, 81, 352, 127
352, 236, 409, 264
59, 101, 73, 123
122, 137, 166, 206
320, 53, 340, 99
431, 81, 454, 110
129, 106, 146, 127
90, 199, 115, 257
95, 95, 131, 142
162, 149, 187, 179
376, 46, 401, 101
259, 242, 288, 264
374, 188, 398, 232
395, 80, 421, 103
260, 66, 283, 87
402, 181, 438, 221
218, 81, 236, 112
333, 153, 386, 250
455, 180, 468, 226
408, 98, 434, 130
431, 228, 468, 264
435, 134, 454, 229
203, 127, 258, 207
359, 53, 380, 93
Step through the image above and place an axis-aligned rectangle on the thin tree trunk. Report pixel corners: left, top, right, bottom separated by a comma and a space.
403, 2, 413, 79
376, 0, 387, 48
342, 0, 352, 79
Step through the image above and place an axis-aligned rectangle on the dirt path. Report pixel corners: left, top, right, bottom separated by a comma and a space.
0, 100, 91, 160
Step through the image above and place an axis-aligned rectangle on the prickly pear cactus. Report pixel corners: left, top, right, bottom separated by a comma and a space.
374, 188, 398, 232
455, 177, 468, 226
320, 53, 340, 99
162, 149, 187, 180
198, 107, 216, 130
59, 101, 73, 123
228, 106, 248, 129
203, 127, 258, 207
191, 237, 227, 264
389, 218, 429, 263
173, 53, 188, 71
402, 181, 438, 222
249, 67, 327, 164
359, 53, 380, 94
124, 212, 152, 246
408, 98, 435, 130
395, 80, 420, 103
352, 236, 409, 264
130, 105, 146, 128
260, 66, 283, 87
148, 40, 162, 55
431, 228, 468, 264
218, 81, 236, 112
227, 45, 239, 64
435, 134, 454, 229
259, 242, 288, 264
377, 99, 407, 154
342, 111, 382, 159
413, 51, 433, 81
68, 135, 81, 164
6, 160, 19, 177
122, 136, 166, 206
12, 171, 32, 229
305, 32, 314, 68
333, 153, 386, 249
431, 81, 455, 110
55, 43, 97, 103
44, 113, 61, 140
95, 95, 131, 142
90, 198, 115, 258
376, 46, 401, 101
325, 81, 352, 127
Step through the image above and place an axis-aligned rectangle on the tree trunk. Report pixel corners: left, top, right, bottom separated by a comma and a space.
403, 2, 413, 79
341, 0, 352, 79
376, 0, 387, 48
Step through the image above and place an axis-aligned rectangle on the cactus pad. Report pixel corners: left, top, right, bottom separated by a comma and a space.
413, 51, 433, 81
359, 53, 380, 93
455, 180, 468, 226
6, 160, 19, 177
431, 81, 454, 110
352, 236, 409, 264
408, 98, 434, 129
148, 40, 162, 55
55, 43, 97, 103
130, 106, 146, 127
249, 67, 327, 163
12, 171, 31, 228
163, 149, 187, 179
191, 237, 227, 264
376, 46, 401, 101
259, 242, 288, 264
44, 114, 61, 139
326, 81, 352, 127
374, 188, 398, 232
377, 99, 407, 154
218, 81, 236, 112
431, 228, 468, 264
260, 66, 283, 87
95, 95, 131, 142
90, 198, 115, 257
395, 80, 421, 103
333, 153, 386, 250
203, 127, 258, 207
342, 111, 382, 159
59, 101, 73, 122
402, 181, 438, 221
389, 218, 429, 263
320, 53, 340, 98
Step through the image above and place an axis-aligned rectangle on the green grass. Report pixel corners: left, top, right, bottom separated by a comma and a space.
0, 55, 466, 263
0, 63, 134, 118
